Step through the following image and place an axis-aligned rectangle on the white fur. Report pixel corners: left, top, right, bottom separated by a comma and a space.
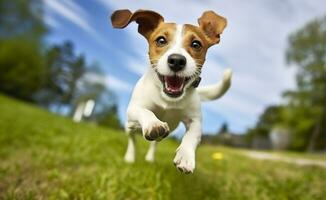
198, 69, 232, 101
124, 24, 232, 173
145, 141, 157, 162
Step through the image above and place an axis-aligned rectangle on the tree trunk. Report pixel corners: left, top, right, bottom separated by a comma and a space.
308, 119, 321, 152
308, 109, 324, 152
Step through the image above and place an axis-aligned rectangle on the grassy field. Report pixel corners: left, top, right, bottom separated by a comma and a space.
0, 95, 325, 200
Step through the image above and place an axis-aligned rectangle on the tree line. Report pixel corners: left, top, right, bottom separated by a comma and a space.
0, 0, 121, 129
246, 16, 326, 151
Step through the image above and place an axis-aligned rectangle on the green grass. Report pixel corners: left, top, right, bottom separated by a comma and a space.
0, 94, 325, 200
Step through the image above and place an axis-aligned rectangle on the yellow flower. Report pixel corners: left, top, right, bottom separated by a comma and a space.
212, 152, 224, 160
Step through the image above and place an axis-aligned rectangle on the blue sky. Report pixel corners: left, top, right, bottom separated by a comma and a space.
43, 0, 326, 135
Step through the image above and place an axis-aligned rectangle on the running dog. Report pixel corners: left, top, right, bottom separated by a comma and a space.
111, 9, 232, 173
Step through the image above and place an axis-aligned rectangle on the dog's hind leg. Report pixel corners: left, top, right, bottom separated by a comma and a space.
124, 123, 137, 163
124, 133, 136, 163
145, 141, 157, 162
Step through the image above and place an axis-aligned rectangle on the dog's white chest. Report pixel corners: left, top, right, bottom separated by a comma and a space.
153, 107, 184, 131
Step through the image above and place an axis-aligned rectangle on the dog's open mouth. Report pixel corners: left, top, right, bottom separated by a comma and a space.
158, 74, 190, 97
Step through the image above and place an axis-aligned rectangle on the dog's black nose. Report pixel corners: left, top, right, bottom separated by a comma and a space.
168, 54, 186, 72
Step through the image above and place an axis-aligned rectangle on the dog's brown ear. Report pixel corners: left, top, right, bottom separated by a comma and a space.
111, 9, 164, 39
198, 11, 227, 46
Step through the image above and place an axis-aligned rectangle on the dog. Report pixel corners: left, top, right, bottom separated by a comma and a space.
111, 9, 232, 173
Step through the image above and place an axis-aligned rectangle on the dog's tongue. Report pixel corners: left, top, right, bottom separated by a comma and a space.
165, 76, 184, 92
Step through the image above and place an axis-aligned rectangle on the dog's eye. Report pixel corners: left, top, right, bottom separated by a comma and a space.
156, 36, 167, 47
191, 40, 202, 50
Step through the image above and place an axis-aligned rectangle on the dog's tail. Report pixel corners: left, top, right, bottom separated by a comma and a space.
197, 69, 232, 102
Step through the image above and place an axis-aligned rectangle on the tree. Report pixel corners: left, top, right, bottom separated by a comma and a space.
84, 74, 121, 129
62, 64, 121, 128
218, 122, 229, 134
246, 16, 326, 151
246, 105, 284, 144
0, 0, 46, 40
284, 16, 326, 151
0, 39, 46, 101
0, 0, 47, 101
93, 104, 121, 129
37, 42, 86, 110
0, 0, 122, 128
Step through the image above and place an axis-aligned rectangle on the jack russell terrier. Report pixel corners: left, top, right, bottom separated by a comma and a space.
111, 9, 232, 173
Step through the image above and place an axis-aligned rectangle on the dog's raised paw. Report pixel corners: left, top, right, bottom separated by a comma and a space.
173, 146, 195, 174
143, 121, 170, 141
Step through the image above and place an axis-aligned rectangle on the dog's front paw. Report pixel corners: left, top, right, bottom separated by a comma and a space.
173, 146, 195, 174
142, 121, 170, 141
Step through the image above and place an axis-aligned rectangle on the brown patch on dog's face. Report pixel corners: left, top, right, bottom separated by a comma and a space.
182, 24, 210, 67
147, 23, 176, 66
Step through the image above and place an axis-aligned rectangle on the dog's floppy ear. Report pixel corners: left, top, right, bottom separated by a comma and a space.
111, 9, 164, 39
198, 11, 227, 46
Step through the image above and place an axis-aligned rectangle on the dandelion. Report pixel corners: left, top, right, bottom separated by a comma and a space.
212, 152, 224, 160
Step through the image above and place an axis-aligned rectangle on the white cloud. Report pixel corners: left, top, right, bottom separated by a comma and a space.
44, 0, 92, 32
107, 75, 133, 92
62, 0, 88, 18
84, 73, 132, 92
44, 14, 59, 28
97, 0, 325, 132
43, 0, 107, 44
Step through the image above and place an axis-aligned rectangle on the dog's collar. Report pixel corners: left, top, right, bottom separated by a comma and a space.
191, 77, 201, 88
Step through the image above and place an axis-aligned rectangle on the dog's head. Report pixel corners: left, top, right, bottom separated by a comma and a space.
111, 9, 227, 101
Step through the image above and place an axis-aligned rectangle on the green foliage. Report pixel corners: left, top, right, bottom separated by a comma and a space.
284, 16, 326, 151
37, 41, 86, 108
247, 16, 326, 151
280, 104, 315, 150
0, 0, 121, 129
0, 0, 47, 102
1, 94, 326, 199
0, 38, 45, 101
93, 105, 122, 129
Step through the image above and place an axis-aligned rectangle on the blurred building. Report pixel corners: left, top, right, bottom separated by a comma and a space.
269, 127, 291, 150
